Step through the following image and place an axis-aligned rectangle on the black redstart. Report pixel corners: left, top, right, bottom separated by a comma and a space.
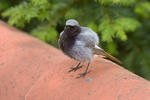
58, 19, 121, 78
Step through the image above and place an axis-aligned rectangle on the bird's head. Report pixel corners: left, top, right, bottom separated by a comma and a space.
64, 19, 81, 37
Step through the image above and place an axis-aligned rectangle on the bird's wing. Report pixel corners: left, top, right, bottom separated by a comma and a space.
93, 45, 122, 64
59, 31, 64, 37
58, 31, 65, 50
92, 45, 105, 55
76, 27, 99, 47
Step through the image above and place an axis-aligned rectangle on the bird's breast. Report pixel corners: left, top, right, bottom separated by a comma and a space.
59, 37, 76, 54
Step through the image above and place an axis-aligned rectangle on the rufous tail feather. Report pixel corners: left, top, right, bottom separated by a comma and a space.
102, 50, 122, 64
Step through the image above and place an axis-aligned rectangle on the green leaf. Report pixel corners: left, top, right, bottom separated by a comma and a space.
31, 24, 58, 44
99, 19, 115, 42
98, 0, 136, 5
38, 10, 51, 21
45, 27, 58, 42
135, 2, 150, 18
65, 8, 78, 19
114, 18, 141, 32
2, 2, 28, 27
31, 0, 49, 6
0, 0, 10, 11
24, 7, 38, 22
113, 24, 127, 41
87, 22, 98, 32
106, 41, 118, 55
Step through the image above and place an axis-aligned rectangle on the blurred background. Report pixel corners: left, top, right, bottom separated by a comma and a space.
0, 0, 150, 80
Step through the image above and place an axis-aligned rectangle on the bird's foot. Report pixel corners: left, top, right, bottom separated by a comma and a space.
76, 71, 91, 78
68, 65, 83, 72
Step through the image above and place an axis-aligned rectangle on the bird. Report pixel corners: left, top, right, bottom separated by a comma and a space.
58, 19, 121, 78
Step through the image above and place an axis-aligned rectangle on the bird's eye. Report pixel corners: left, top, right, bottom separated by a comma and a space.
69, 26, 74, 29
65, 25, 76, 30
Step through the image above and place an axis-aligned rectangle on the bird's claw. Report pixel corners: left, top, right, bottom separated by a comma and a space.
76, 71, 91, 78
68, 65, 83, 72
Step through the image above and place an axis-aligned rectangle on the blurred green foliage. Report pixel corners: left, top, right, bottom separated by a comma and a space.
0, 0, 150, 79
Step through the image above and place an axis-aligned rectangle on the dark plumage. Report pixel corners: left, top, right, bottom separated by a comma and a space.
58, 19, 121, 78
59, 25, 81, 59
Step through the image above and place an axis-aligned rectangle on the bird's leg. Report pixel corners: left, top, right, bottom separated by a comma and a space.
77, 62, 91, 78
68, 62, 83, 72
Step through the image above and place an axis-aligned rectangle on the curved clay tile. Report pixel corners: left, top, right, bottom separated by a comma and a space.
0, 21, 150, 100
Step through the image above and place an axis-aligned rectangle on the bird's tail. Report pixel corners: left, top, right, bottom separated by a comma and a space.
93, 45, 122, 64
102, 50, 122, 64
